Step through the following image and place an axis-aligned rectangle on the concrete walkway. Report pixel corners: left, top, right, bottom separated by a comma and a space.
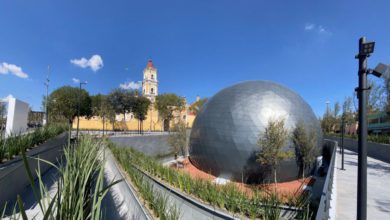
335, 149, 390, 219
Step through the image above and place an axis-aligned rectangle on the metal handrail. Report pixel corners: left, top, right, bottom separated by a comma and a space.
315, 140, 337, 220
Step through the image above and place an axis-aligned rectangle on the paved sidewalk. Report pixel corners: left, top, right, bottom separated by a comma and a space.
335, 149, 390, 219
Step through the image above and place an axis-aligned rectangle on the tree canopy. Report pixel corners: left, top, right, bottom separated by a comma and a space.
292, 121, 318, 178
154, 93, 185, 122
47, 86, 92, 124
133, 96, 151, 133
91, 94, 116, 133
133, 97, 151, 121
256, 118, 292, 183
107, 88, 137, 117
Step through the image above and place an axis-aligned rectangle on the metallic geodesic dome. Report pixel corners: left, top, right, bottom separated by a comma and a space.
189, 81, 322, 183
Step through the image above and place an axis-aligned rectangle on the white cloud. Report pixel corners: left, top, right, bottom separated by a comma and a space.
304, 23, 315, 30
318, 25, 326, 33
0, 62, 28, 79
70, 54, 103, 72
72, 78, 80, 84
120, 81, 142, 90
304, 23, 331, 35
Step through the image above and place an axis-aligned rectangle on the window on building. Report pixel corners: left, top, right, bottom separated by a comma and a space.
151, 88, 154, 94
151, 74, 154, 79
369, 118, 379, 124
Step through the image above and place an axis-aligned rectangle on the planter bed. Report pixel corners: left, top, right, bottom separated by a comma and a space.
108, 141, 309, 220
0, 132, 68, 207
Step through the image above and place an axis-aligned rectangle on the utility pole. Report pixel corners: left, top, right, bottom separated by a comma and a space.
44, 66, 50, 125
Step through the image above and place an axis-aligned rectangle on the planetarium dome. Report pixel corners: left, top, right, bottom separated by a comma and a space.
189, 80, 322, 183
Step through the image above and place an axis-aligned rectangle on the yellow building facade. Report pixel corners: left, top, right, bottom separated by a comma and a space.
73, 60, 196, 131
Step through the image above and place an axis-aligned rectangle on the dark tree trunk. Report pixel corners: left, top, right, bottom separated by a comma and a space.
123, 112, 126, 131
102, 116, 105, 137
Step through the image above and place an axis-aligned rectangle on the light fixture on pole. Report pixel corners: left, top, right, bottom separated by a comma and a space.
76, 81, 87, 140
355, 37, 390, 220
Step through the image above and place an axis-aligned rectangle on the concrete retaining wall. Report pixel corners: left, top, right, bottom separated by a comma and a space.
102, 149, 153, 220
0, 132, 68, 207
109, 134, 173, 157
325, 136, 390, 163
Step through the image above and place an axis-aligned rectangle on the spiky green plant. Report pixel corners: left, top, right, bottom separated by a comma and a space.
0, 123, 67, 163
2, 135, 120, 219
108, 139, 312, 219
261, 192, 282, 220
167, 204, 181, 220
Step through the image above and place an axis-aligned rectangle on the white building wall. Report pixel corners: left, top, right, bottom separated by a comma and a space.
5, 96, 29, 136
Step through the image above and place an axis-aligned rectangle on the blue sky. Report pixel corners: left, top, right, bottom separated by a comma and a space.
1, 0, 390, 116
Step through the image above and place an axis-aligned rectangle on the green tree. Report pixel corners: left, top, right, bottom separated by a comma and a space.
47, 86, 92, 126
333, 102, 340, 118
168, 121, 187, 157
256, 118, 292, 184
342, 96, 355, 131
333, 101, 341, 132
189, 98, 208, 114
133, 96, 151, 134
154, 93, 185, 131
292, 121, 318, 179
320, 115, 335, 133
321, 102, 341, 134
91, 94, 104, 116
384, 74, 390, 112
367, 79, 386, 113
108, 88, 137, 130
91, 94, 116, 135
107, 89, 125, 117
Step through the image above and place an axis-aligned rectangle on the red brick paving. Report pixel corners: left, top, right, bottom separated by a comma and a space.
172, 158, 312, 197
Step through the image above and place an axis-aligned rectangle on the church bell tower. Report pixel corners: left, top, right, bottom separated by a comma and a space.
142, 59, 158, 102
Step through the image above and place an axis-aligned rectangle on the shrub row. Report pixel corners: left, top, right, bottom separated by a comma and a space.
108, 141, 311, 220
122, 161, 181, 220
331, 133, 390, 145
2, 135, 117, 219
0, 123, 68, 163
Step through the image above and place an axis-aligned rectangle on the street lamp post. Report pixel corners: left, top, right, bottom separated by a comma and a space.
76, 81, 87, 140
355, 37, 372, 220
355, 37, 390, 220
44, 66, 50, 125
341, 114, 345, 170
